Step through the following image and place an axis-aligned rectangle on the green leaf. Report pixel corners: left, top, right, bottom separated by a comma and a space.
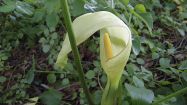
40, 89, 62, 105
69, 0, 86, 17
47, 73, 56, 84
126, 6, 153, 34
120, 0, 130, 6
140, 66, 153, 82
44, 0, 61, 14
159, 80, 172, 86
136, 58, 145, 65
179, 60, 187, 70
177, 29, 185, 37
25, 97, 39, 105
139, 13, 153, 30
16, 1, 33, 15
159, 58, 170, 68
125, 83, 154, 105
132, 37, 141, 55
42, 45, 50, 53
152, 52, 159, 60
61, 78, 69, 86
133, 76, 144, 88
126, 63, 140, 75
93, 90, 102, 105
0, 76, 7, 83
46, 12, 59, 29
85, 70, 95, 79
32, 8, 45, 22
0, 0, 16, 12
135, 4, 146, 13
25, 70, 35, 84
181, 72, 187, 82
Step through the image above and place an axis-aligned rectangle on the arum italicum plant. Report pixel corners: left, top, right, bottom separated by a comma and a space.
56, 11, 132, 105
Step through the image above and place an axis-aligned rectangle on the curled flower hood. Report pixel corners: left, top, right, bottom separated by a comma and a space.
56, 11, 132, 105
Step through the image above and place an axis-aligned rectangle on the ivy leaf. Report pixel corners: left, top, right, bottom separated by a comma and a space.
32, 8, 45, 22
133, 76, 144, 88
42, 44, 50, 53
139, 13, 153, 30
85, 70, 95, 79
24, 97, 39, 105
159, 58, 170, 68
47, 73, 56, 84
135, 4, 146, 13
182, 72, 187, 82
69, 0, 86, 17
16, 1, 33, 15
25, 70, 35, 84
120, 0, 130, 6
126, 5, 153, 34
125, 83, 154, 105
46, 12, 59, 29
132, 37, 141, 55
0, 76, 7, 83
40, 89, 62, 105
179, 60, 187, 70
0, 0, 16, 13
44, 0, 61, 14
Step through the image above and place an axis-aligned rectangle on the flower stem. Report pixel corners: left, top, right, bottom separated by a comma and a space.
61, 0, 94, 105
152, 86, 187, 105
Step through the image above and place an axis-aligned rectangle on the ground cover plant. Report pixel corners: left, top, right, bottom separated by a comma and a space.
0, 0, 187, 105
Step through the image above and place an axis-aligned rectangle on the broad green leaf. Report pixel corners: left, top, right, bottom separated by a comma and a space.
44, 0, 61, 14
158, 68, 173, 75
126, 63, 139, 75
40, 89, 62, 105
136, 58, 145, 65
152, 52, 159, 59
69, 0, 86, 16
125, 83, 154, 105
125, 5, 153, 34
140, 66, 153, 82
120, 0, 130, 6
85, 70, 96, 79
144, 39, 155, 49
135, 4, 146, 13
179, 60, 187, 70
16, 1, 33, 15
159, 80, 172, 85
133, 76, 144, 88
42, 45, 50, 53
24, 97, 39, 105
46, 12, 59, 29
182, 72, 187, 82
181, 12, 187, 19
0, 0, 16, 13
32, 8, 45, 22
0, 76, 7, 83
25, 70, 35, 84
139, 13, 153, 29
159, 58, 170, 68
61, 78, 69, 86
93, 90, 102, 105
132, 37, 141, 55
177, 29, 185, 36
47, 73, 56, 84
171, 96, 187, 105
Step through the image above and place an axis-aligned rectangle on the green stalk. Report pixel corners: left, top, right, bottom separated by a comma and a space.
152, 86, 187, 105
61, 0, 94, 105
101, 77, 117, 105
